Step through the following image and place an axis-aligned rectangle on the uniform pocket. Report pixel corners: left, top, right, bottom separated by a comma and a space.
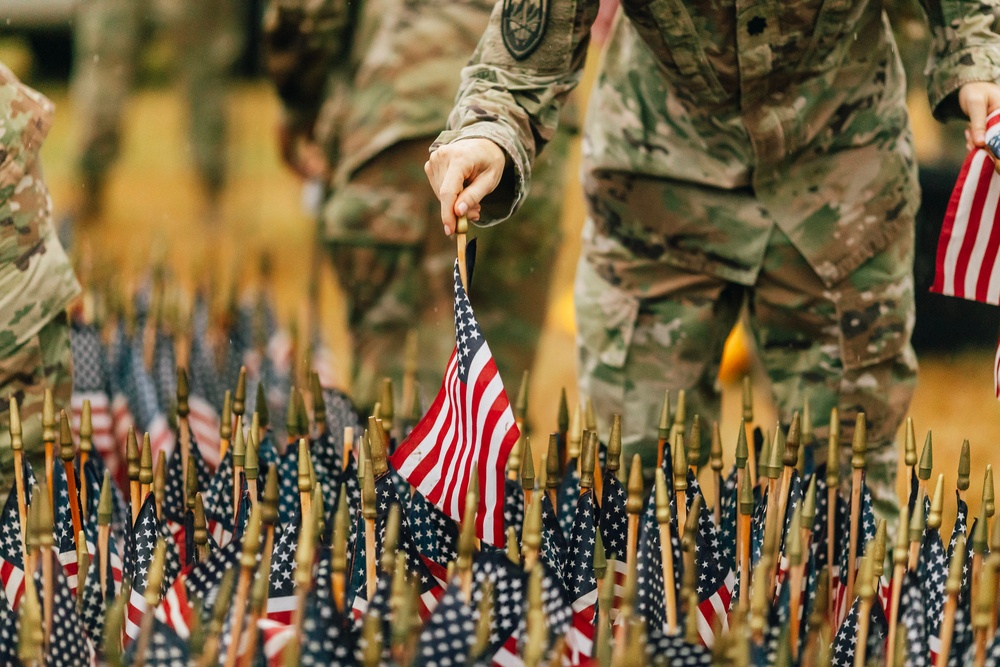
835, 274, 914, 372
575, 258, 640, 369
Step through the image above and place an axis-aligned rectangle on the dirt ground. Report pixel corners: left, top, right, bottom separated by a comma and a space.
20, 48, 1000, 537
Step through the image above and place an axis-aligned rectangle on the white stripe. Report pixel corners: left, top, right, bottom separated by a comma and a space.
696, 608, 715, 647
965, 167, 1000, 297
437, 364, 466, 518
945, 150, 988, 295
404, 356, 458, 485
265, 596, 298, 613
462, 348, 501, 540
125, 589, 148, 640
491, 647, 525, 667
3, 568, 23, 606
420, 589, 440, 615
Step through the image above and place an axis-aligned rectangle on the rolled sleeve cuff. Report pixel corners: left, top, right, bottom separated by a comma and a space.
928, 46, 1000, 121
432, 122, 532, 227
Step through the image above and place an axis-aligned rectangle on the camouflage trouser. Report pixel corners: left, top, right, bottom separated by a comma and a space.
325, 130, 570, 413
72, 0, 240, 197
577, 173, 917, 523
0, 312, 74, 493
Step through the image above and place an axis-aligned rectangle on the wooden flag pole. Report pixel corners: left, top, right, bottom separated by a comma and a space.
42, 389, 55, 510
79, 400, 93, 519
456, 214, 469, 289
825, 407, 839, 622
742, 377, 758, 485
224, 508, 262, 667
885, 503, 909, 667
853, 549, 875, 667
655, 468, 678, 633
673, 433, 688, 536
331, 493, 349, 613
710, 421, 723, 527
177, 368, 191, 504
36, 484, 55, 650
362, 462, 378, 601
9, 397, 28, 560
232, 416, 245, 520
909, 487, 926, 571
132, 540, 167, 667
58, 411, 83, 544
935, 535, 967, 667
139, 433, 153, 502
625, 455, 643, 567
219, 390, 232, 461
98, 472, 112, 602
738, 459, 753, 611
127, 427, 141, 526
786, 506, 805, 658
845, 413, 867, 622
656, 391, 670, 470
904, 417, 917, 502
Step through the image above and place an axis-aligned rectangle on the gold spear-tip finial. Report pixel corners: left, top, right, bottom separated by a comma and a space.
749, 560, 770, 635
787, 504, 803, 567
710, 421, 724, 473
382, 504, 401, 573
826, 408, 840, 487
332, 492, 349, 574
958, 439, 971, 492
757, 426, 772, 479
145, 539, 168, 608
296, 386, 310, 440
909, 488, 926, 542
580, 431, 597, 490
872, 519, 887, 580
255, 383, 269, 430
673, 390, 686, 436
262, 462, 279, 526
904, 417, 917, 467
658, 390, 671, 442
126, 426, 140, 482
42, 387, 55, 444
972, 505, 989, 555
684, 591, 701, 645
569, 403, 582, 460
985, 465, 995, 518
626, 454, 644, 516
594, 523, 607, 580
850, 413, 866, 469
765, 424, 783, 479
802, 475, 817, 527
241, 505, 263, 570
682, 494, 702, 552
655, 468, 671, 526
176, 367, 190, 418
186, 456, 199, 510
918, 431, 933, 481
17, 580, 43, 664
233, 367, 247, 417
506, 526, 520, 565
508, 432, 523, 479
585, 398, 597, 434
673, 432, 689, 491
515, 370, 529, 424
856, 544, 875, 601
98, 470, 113, 526
367, 416, 389, 477
894, 503, 910, 566
456, 478, 478, 574
735, 418, 748, 470
361, 460, 377, 521
607, 414, 622, 475
522, 494, 541, 556
546, 433, 561, 491
243, 431, 259, 485
139, 432, 153, 487
194, 493, 208, 548
686, 414, 701, 468
928, 474, 945, 530
36, 479, 53, 547
521, 437, 534, 492
297, 438, 312, 494
311, 372, 325, 428
58, 409, 75, 462
557, 388, 569, 436
232, 416, 246, 468
285, 385, 300, 438
974, 560, 997, 634
9, 394, 22, 452
740, 461, 754, 516
220, 390, 232, 441
79, 400, 93, 456
783, 411, 801, 468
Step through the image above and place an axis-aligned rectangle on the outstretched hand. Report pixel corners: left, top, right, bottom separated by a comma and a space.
425, 138, 507, 235
960, 81, 1000, 152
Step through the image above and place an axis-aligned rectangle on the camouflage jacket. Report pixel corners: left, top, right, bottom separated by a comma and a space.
434, 0, 1000, 287
263, 0, 567, 185
0, 63, 79, 357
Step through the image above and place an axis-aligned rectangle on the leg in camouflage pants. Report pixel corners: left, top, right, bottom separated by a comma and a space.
577, 176, 917, 524
325, 130, 570, 414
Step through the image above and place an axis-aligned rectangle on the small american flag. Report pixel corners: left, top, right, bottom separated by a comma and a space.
898, 569, 930, 667
931, 109, 1000, 396
0, 459, 34, 611
125, 493, 160, 643
390, 259, 520, 548
598, 472, 628, 619
413, 579, 476, 666
563, 489, 598, 664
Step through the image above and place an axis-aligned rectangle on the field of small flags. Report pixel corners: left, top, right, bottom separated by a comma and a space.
2, 268, 997, 667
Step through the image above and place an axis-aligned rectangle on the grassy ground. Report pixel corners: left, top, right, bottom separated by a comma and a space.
17, 48, 1000, 537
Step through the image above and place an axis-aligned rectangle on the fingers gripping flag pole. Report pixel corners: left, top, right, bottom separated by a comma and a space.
932, 110, 1000, 397
390, 226, 520, 548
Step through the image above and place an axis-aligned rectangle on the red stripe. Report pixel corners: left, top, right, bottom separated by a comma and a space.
934, 150, 980, 293
953, 155, 995, 294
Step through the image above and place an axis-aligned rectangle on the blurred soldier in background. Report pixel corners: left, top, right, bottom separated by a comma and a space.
263, 0, 576, 412
70, 0, 243, 222
0, 62, 81, 487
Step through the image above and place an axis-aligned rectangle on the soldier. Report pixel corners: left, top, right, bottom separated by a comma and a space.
0, 62, 81, 486
263, 0, 575, 413
425, 0, 1000, 521
70, 0, 243, 220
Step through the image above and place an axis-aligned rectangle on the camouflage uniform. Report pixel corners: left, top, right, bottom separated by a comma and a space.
71, 0, 242, 203
0, 63, 82, 481
263, 0, 573, 411
433, 0, 1000, 520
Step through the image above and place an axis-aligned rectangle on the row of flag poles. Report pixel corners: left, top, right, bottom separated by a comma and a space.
0, 245, 996, 667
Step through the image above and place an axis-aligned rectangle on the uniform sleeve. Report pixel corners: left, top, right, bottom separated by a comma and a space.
921, 0, 1000, 120
262, 0, 355, 133
432, 0, 599, 225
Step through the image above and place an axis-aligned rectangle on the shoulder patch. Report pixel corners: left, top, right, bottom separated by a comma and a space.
501, 0, 550, 61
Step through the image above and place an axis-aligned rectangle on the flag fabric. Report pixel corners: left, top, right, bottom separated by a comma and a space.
124, 616, 189, 667
539, 493, 569, 594
0, 460, 34, 611
51, 462, 82, 596
390, 260, 521, 548
201, 448, 236, 546
598, 471, 628, 619
899, 569, 930, 667
0, 578, 20, 666
563, 489, 598, 664
156, 538, 241, 638
645, 630, 712, 666
267, 524, 299, 626
38, 561, 96, 667
69, 321, 119, 477
920, 524, 948, 663
830, 595, 888, 666
125, 493, 161, 643
557, 460, 581, 539
470, 550, 528, 665
125, 330, 175, 461
503, 478, 524, 546
413, 580, 475, 667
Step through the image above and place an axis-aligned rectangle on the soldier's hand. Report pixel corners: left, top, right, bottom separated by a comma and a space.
960, 82, 1000, 150
277, 121, 329, 179
425, 138, 507, 235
